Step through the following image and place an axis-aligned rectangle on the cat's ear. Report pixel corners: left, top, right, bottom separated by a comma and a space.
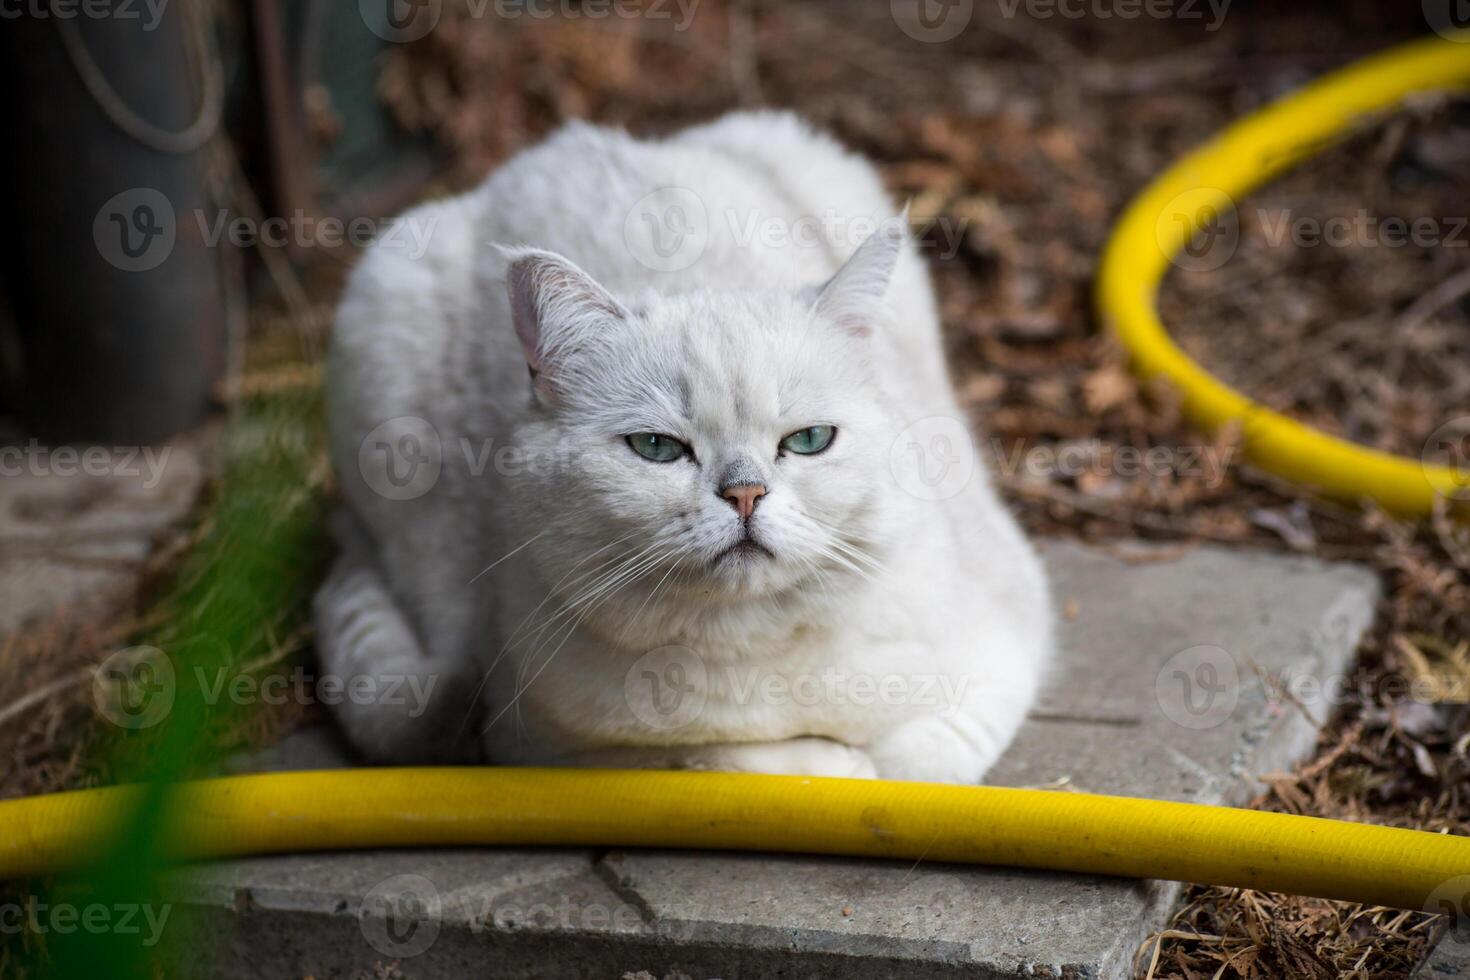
502, 247, 628, 405
810, 212, 908, 337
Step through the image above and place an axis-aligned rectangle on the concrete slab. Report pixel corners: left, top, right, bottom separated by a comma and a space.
1417, 930, 1470, 978
168, 542, 1379, 979
0, 436, 204, 635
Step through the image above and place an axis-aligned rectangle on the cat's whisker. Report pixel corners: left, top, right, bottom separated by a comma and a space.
491, 545, 680, 736
812, 544, 879, 584
466, 531, 547, 586
507, 532, 643, 632
782, 517, 882, 584
830, 540, 886, 575
541, 542, 671, 630
795, 552, 836, 602
616, 546, 692, 645
803, 515, 888, 575
496, 532, 646, 659
460, 530, 643, 735
513, 541, 674, 667
545, 545, 678, 646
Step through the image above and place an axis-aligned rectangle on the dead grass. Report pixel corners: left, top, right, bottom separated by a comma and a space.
0, 292, 335, 802
0, 544, 188, 799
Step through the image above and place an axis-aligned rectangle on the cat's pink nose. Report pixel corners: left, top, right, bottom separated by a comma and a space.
721, 484, 766, 520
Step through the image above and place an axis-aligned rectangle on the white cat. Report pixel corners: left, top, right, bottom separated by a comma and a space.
314, 111, 1052, 782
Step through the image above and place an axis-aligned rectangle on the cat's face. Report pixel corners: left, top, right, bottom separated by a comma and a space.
549, 292, 891, 597
505, 222, 905, 599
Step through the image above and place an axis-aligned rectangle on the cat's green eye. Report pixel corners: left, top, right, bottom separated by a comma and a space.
780, 424, 836, 456
626, 432, 689, 463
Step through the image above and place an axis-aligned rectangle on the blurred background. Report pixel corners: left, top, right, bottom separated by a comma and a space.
0, 2, 1466, 977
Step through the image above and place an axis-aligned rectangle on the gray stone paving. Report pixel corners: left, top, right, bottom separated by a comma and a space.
169, 541, 1380, 979
0, 435, 203, 634
1417, 931, 1470, 978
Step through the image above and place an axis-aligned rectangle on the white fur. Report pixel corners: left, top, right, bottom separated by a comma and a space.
315, 111, 1053, 782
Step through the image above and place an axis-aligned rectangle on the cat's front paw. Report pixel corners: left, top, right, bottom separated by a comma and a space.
703, 737, 878, 779
867, 715, 999, 784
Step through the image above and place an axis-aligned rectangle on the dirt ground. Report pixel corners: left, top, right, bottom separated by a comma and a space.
2, 2, 1466, 978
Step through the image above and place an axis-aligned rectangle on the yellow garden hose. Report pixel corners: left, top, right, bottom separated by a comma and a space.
2, 768, 1467, 913
1097, 30, 1470, 516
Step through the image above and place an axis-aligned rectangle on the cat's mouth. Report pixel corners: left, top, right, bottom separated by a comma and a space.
712, 533, 774, 565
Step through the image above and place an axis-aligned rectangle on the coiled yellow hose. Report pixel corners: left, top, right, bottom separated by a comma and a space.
1097, 30, 1470, 516
2, 768, 1467, 912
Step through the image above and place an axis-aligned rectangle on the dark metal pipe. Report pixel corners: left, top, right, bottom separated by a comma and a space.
0, 3, 225, 445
